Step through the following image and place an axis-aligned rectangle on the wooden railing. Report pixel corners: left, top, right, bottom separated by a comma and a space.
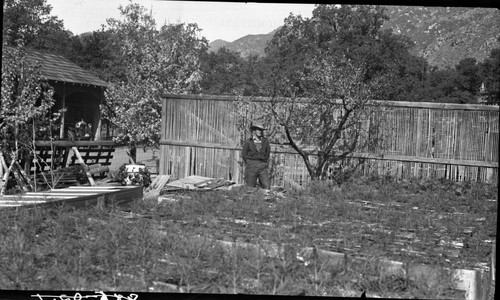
32, 141, 116, 173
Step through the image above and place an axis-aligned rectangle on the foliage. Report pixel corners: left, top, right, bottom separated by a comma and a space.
254, 5, 394, 180
0, 177, 494, 297
1, 46, 58, 156
417, 57, 484, 104
424, 69, 471, 103
262, 5, 421, 100
66, 30, 118, 82
204, 5, 498, 105
2, 0, 72, 56
239, 54, 269, 96
455, 58, 483, 96
480, 45, 500, 105
369, 39, 429, 102
200, 47, 245, 95
101, 2, 208, 154
270, 59, 384, 180
199, 48, 267, 96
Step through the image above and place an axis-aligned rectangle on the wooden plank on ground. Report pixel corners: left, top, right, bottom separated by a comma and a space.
26, 192, 98, 196
0, 195, 76, 199
0, 185, 142, 209
161, 175, 235, 191
52, 189, 116, 194
62, 186, 119, 190
148, 175, 171, 191
0, 199, 59, 203
165, 175, 213, 189
65, 186, 138, 190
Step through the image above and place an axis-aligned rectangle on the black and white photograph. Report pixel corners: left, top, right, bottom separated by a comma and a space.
1, 0, 498, 299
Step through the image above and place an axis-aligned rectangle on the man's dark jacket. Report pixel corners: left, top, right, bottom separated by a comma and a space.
242, 137, 270, 163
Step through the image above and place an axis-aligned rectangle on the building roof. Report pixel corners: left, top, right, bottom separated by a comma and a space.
24, 48, 108, 88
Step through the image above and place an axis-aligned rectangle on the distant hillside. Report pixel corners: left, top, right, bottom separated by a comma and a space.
208, 6, 500, 69
382, 6, 500, 69
208, 29, 278, 58
208, 39, 230, 52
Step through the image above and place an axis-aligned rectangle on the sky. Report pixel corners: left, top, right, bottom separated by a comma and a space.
46, 0, 317, 43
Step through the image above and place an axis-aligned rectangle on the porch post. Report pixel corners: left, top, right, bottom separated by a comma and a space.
94, 118, 102, 141
59, 84, 66, 139
94, 90, 104, 141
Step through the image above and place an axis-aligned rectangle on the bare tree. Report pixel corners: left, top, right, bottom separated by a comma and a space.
267, 58, 384, 181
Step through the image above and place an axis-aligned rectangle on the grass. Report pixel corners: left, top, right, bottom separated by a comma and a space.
0, 175, 496, 298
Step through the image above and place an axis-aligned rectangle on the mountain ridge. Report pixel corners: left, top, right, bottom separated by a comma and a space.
208, 6, 500, 69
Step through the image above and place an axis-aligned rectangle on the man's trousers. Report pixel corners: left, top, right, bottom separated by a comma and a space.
244, 160, 270, 189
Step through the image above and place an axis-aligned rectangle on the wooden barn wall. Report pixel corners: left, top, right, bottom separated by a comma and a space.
160, 94, 499, 186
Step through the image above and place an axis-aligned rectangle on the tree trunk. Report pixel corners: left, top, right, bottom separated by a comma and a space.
126, 143, 137, 164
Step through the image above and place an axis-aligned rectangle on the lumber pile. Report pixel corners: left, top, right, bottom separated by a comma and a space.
143, 175, 171, 202
160, 175, 235, 193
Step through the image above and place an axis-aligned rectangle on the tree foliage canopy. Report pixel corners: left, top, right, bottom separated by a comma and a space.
1, 46, 58, 156
248, 5, 395, 180
2, 0, 72, 56
101, 3, 208, 151
200, 47, 246, 95
480, 46, 500, 104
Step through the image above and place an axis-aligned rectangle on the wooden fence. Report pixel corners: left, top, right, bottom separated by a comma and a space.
160, 94, 499, 187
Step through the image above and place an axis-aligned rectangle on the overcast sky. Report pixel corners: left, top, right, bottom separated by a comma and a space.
46, 0, 317, 43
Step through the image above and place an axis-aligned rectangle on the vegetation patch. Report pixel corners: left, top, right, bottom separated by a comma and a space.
0, 176, 495, 298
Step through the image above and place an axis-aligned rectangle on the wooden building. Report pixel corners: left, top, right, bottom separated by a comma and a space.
2, 48, 117, 180
24, 48, 109, 140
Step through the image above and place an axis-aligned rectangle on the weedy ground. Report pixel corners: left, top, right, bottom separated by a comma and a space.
0, 175, 496, 298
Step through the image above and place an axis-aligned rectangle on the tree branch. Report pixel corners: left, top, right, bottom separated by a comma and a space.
283, 125, 316, 179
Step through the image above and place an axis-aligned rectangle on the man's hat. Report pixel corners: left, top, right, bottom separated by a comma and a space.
250, 122, 265, 131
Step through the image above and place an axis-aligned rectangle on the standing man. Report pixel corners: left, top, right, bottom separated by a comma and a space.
242, 122, 271, 190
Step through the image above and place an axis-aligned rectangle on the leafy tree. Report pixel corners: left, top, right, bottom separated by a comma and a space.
381, 54, 429, 102
2, 0, 72, 56
266, 58, 383, 181
1, 46, 59, 193
200, 48, 267, 96
240, 53, 269, 96
252, 5, 392, 181
262, 12, 314, 96
367, 33, 430, 102
480, 46, 500, 105
422, 69, 471, 103
455, 57, 482, 96
67, 29, 119, 81
200, 47, 245, 95
420, 57, 483, 104
101, 2, 208, 162
262, 4, 425, 102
